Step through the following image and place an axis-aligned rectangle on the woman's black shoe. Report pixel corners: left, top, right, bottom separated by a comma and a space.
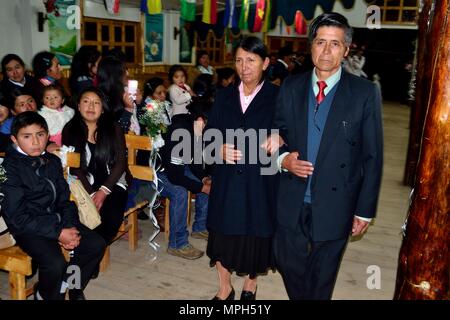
212, 287, 235, 300
68, 289, 86, 300
91, 264, 100, 279
240, 287, 257, 300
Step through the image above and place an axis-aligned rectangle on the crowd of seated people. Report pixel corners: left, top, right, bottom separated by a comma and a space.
0, 42, 311, 300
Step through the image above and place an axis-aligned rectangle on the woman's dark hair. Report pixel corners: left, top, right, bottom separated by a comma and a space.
32, 51, 56, 79
187, 96, 211, 122
168, 65, 187, 84
235, 36, 269, 84
11, 111, 48, 138
235, 36, 269, 60
193, 74, 214, 101
0, 91, 6, 107
216, 67, 235, 87
308, 12, 353, 46
96, 56, 126, 115
65, 86, 119, 169
69, 46, 101, 91
103, 47, 127, 63
1, 54, 26, 79
143, 77, 164, 99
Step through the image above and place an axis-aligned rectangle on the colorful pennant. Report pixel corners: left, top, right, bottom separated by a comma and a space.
140, 0, 161, 15
253, 0, 265, 32
223, 0, 238, 28
238, 0, 250, 30
181, 0, 196, 21
202, 0, 217, 24
104, 0, 120, 15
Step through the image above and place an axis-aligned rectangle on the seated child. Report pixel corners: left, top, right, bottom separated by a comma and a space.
0, 112, 105, 300
38, 84, 74, 146
168, 65, 195, 116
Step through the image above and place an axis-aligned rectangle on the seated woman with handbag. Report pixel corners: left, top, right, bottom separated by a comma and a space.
62, 87, 129, 244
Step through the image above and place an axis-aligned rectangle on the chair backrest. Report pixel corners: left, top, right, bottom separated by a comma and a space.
52, 151, 80, 180
125, 134, 153, 182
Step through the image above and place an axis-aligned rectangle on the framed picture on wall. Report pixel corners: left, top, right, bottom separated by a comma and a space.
48, 0, 78, 66
144, 14, 164, 64
179, 18, 194, 64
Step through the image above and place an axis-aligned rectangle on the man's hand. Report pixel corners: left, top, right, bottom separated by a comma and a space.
352, 217, 370, 236
201, 177, 211, 195
220, 144, 242, 164
281, 151, 314, 178
261, 133, 285, 155
58, 227, 80, 249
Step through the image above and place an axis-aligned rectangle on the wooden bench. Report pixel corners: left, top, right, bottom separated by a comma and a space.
0, 246, 33, 300
0, 151, 79, 300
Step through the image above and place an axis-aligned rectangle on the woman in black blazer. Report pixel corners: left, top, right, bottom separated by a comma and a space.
206, 36, 279, 300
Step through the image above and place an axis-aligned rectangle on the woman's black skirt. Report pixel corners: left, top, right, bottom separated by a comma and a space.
206, 231, 276, 279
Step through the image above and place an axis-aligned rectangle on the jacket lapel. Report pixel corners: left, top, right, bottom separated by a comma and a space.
314, 71, 352, 172
244, 81, 271, 116
295, 73, 311, 159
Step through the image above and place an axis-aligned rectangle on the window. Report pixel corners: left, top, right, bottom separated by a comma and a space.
373, 0, 419, 24
267, 36, 309, 55
81, 18, 142, 64
196, 30, 224, 65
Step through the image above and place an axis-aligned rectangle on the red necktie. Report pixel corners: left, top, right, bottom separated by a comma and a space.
316, 81, 327, 105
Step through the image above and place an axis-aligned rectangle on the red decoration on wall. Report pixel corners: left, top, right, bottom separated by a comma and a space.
43, 0, 60, 17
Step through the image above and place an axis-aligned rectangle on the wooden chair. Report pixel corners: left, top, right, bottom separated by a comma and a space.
99, 134, 153, 272
0, 152, 80, 300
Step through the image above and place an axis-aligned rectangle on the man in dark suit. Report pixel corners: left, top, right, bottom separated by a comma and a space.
271, 12, 383, 300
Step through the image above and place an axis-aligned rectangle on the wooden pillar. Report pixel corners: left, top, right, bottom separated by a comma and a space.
394, 0, 450, 300
403, 0, 437, 187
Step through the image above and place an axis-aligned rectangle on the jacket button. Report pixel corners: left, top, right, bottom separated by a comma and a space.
332, 187, 337, 191
340, 164, 346, 168
237, 169, 243, 175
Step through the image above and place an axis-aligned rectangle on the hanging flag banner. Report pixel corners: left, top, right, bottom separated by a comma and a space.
223, 0, 238, 28
202, 0, 217, 24
181, 0, 196, 21
238, 0, 249, 30
104, 0, 120, 15
262, 0, 271, 32
253, 0, 265, 32
294, 10, 307, 35
140, 0, 162, 15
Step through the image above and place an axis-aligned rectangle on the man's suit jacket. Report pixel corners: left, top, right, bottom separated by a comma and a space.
275, 70, 383, 241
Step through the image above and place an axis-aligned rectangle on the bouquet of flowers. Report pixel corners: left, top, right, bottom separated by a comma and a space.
139, 97, 171, 152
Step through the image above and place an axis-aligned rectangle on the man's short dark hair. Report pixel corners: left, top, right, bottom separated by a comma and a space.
11, 111, 48, 138
308, 12, 353, 47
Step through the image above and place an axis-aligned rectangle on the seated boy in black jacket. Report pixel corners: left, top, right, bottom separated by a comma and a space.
0, 112, 105, 300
